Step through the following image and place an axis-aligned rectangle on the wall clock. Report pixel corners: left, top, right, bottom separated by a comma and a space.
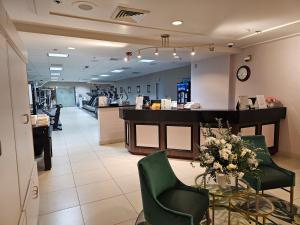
236, 65, 251, 82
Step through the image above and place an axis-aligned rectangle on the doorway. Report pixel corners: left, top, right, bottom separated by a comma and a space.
56, 86, 76, 107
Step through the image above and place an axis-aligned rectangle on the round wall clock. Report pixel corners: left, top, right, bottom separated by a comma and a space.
236, 65, 251, 82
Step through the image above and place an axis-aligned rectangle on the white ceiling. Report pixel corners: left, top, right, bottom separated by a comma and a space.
21, 32, 222, 82
3, 0, 300, 82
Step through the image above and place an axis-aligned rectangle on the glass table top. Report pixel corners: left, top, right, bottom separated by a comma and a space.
232, 194, 274, 217
195, 173, 251, 198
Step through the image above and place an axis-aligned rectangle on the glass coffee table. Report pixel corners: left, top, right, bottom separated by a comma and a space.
231, 194, 274, 225
195, 173, 274, 225
195, 173, 251, 225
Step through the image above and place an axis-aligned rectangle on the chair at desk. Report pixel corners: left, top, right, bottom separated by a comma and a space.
50, 104, 63, 131
33, 124, 52, 170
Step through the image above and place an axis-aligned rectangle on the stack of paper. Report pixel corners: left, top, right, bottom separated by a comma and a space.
37, 114, 49, 126
161, 99, 172, 110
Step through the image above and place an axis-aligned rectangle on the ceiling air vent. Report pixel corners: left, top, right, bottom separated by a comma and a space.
112, 6, 150, 23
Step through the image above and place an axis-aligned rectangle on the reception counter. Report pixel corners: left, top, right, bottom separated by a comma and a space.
119, 107, 286, 159
97, 105, 134, 145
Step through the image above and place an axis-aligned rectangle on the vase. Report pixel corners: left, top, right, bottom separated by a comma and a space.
216, 173, 235, 188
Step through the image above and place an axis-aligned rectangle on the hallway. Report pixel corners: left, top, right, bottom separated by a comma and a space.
38, 107, 205, 225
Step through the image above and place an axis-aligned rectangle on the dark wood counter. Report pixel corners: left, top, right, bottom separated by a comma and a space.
119, 107, 286, 159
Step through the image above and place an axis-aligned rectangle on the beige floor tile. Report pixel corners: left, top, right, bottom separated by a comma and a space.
114, 174, 140, 194
106, 164, 138, 178
116, 219, 136, 225
71, 160, 105, 173
39, 174, 75, 193
294, 197, 300, 207
39, 163, 72, 177
39, 188, 79, 215
81, 195, 137, 225
73, 169, 112, 186
77, 180, 122, 204
51, 156, 70, 167
38, 206, 84, 225
125, 191, 143, 213
52, 147, 68, 157
69, 152, 99, 164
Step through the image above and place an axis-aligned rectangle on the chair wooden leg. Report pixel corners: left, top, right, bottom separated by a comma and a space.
290, 186, 294, 214
206, 209, 210, 225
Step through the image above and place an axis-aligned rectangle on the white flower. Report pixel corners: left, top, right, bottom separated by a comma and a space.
219, 149, 229, 160
241, 147, 251, 157
205, 156, 215, 164
213, 162, 222, 171
215, 139, 221, 145
204, 137, 217, 146
220, 139, 226, 144
231, 154, 238, 160
238, 172, 244, 178
227, 163, 237, 170
231, 135, 241, 143
200, 146, 208, 151
225, 143, 232, 150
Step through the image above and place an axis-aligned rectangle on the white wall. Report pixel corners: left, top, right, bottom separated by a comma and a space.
231, 35, 300, 158
116, 66, 191, 103
191, 55, 231, 109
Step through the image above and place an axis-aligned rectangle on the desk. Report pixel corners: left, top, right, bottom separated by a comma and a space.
32, 124, 52, 170
119, 107, 286, 159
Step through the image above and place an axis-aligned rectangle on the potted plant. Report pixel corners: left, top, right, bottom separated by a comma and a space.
193, 119, 261, 187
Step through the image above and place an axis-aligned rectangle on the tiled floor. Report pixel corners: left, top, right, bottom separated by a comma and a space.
38, 107, 300, 225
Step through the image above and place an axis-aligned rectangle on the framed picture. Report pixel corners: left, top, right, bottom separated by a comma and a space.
137, 85, 140, 93
128, 86, 131, 93
147, 84, 151, 93
120, 87, 123, 94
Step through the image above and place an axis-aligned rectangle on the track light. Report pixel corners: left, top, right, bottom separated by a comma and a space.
137, 50, 142, 59
154, 48, 159, 56
190, 47, 195, 56
173, 48, 177, 56
124, 51, 132, 62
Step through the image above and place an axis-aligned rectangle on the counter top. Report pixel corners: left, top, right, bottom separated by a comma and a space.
97, 105, 135, 109
119, 107, 286, 124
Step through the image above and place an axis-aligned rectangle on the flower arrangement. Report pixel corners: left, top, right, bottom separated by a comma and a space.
265, 96, 281, 108
194, 119, 261, 180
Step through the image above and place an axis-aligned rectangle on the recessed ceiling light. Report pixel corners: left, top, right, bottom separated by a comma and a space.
51, 72, 60, 76
111, 69, 124, 73
91, 77, 99, 80
78, 3, 94, 11
51, 77, 58, 81
172, 20, 183, 26
48, 53, 69, 58
95, 40, 127, 48
50, 67, 63, 71
68, 47, 75, 50
100, 74, 110, 77
139, 59, 155, 63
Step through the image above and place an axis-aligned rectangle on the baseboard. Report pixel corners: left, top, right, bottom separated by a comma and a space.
99, 138, 125, 145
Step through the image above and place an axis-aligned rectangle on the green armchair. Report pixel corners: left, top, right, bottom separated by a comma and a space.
241, 135, 295, 213
138, 151, 209, 225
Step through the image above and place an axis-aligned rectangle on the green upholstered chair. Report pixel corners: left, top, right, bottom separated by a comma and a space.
241, 135, 295, 212
138, 151, 209, 225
